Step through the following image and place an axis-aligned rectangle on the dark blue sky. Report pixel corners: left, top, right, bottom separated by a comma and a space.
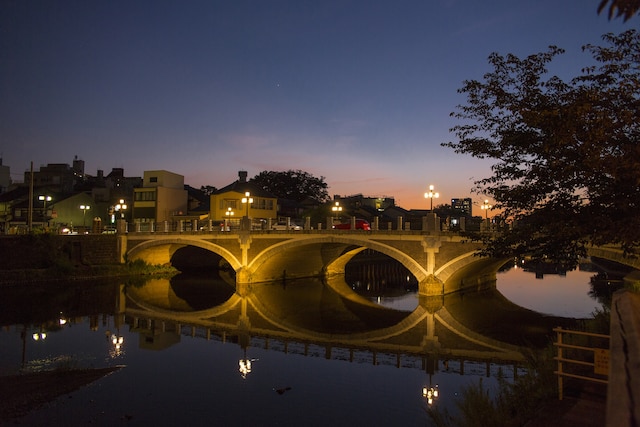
0, 1, 630, 208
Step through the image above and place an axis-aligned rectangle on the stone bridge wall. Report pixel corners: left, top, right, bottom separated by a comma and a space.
0, 234, 120, 270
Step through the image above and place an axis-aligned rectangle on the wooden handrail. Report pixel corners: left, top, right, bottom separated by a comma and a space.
554, 327, 610, 400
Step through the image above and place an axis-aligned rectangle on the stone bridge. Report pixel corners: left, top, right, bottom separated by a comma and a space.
118, 227, 640, 297
120, 229, 505, 297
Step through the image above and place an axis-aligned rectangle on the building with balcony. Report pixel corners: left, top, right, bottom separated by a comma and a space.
210, 171, 277, 227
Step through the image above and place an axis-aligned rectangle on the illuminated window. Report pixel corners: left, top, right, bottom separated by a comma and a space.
135, 191, 156, 201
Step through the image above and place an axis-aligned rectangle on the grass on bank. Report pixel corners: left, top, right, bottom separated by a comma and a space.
0, 258, 178, 285
426, 307, 610, 427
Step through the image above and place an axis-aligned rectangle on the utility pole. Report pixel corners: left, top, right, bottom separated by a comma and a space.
28, 161, 33, 233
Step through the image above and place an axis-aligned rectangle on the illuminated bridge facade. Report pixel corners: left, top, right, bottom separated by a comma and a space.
117, 225, 640, 297
119, 229, 507, 297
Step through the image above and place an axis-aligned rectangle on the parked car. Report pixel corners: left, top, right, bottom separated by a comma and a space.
271, 222, 302, 231
333, 219, 371, 230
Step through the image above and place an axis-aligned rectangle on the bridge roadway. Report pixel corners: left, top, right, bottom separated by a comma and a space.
120, 229, 503, 297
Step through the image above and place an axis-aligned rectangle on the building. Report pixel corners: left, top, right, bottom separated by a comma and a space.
132, 170, 188, 224
210, 171, 277, 227
0, 188, 98, 234
0, 158, 10, 194
23, 156, 87, 193
451, 198, 473, 216
333, 194, 395, 212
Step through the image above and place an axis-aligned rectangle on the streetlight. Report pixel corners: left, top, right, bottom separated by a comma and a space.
332, 201, 342, 224
38, 195, 52, 223
481, 199, 492, 220
424, 185, 439, 212
80, 204, 90, 227
115, 199, 127, 219
241, 192, 253, 231
241, 192, 253, 217
225, 207, 234, 231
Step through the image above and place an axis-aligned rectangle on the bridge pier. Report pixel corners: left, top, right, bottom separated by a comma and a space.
236, 271, 253, 296
418, 274, 444, 300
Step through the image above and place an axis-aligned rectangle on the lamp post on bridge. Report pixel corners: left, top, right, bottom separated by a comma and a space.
225, 207, 234, 231
241, 192, 253, 231
332, 201, 342, 225
115, 199, 127, 219
424, 185, 439, 212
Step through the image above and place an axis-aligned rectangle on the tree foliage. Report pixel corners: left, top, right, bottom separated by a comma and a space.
444, 29, 640, 269
200, 185, 217, 196
598, 0, 640, 21
250, 170, 330, 204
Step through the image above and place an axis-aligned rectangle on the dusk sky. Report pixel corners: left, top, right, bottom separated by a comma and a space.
0, 1, 631, 209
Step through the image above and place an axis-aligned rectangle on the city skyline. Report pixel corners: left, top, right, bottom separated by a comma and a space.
0, 1, 631, 209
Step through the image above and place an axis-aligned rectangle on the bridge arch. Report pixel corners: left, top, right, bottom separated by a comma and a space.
245, 235, 429, 285
127, 238, 242, 271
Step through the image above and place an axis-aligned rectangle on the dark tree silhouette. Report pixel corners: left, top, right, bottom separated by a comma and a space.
598, 0, 640, 21
250, 170, 330, 204
444, 30, 640, 269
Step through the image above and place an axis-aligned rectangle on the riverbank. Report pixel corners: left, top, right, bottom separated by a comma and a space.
0, 261, 178, 287
0, 367, 124, 422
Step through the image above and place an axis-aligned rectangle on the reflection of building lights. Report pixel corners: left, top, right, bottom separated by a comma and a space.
239, 359, 252, 379
422, 385, 439, 405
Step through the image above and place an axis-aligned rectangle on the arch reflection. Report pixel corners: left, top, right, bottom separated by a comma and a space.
123, 272, 547, 369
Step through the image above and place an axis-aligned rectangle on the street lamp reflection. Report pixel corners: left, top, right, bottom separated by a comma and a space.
107, 331, 124, 358
239, 358, 252, 379
32, 332, 47, 341
422, 384, 439, 405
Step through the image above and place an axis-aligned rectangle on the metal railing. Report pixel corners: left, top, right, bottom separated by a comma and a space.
554, 327, 609, 400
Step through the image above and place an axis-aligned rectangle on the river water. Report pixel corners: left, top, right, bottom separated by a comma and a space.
0, 257, 619, 427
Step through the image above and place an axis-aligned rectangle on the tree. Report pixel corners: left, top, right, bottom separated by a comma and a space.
443, 30, 640, 269
250, 170, 330, 204
200, 185, 217, 196
598, 0, 640, 21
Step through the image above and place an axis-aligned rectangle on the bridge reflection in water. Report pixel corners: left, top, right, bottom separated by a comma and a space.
122, 264, 569, 382
1, 265, 585, 426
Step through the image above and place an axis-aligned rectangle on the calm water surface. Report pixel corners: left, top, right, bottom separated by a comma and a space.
0, 260, 609, 427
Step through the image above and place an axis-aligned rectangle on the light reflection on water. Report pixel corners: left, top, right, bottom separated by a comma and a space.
0, 262, 601, 426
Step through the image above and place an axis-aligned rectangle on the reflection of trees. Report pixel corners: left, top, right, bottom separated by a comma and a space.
588, 272, 623, 308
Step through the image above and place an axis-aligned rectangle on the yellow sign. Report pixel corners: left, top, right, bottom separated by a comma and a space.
594, 348, 610, 376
